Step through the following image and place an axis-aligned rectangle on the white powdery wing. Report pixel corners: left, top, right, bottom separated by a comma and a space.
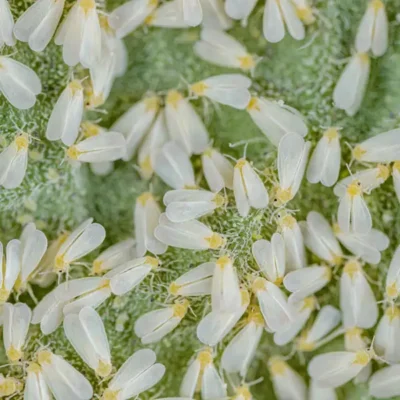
201, 363, 227, 399
149, 1, 188, 28
233, 164, 250, 217
374, 312, 400, 363
134, 308, 174, 338
309, 380, 337, 400
200, 0, 232, 30
174, 261, 214, 285
355, 4, 374, 53
4, 302, 31, 352
0, 0, 15, 46
282, 220, 306, 270
79, 7, 101, 68
225, 0, 257, 20
5, 239, 21, 292
307, 305, 341, 343
197, 310, 237, 346
241, 161, 269, 209
263, 0, 285, 43
182, 0, 203, 27
337, 193, 352, 233
372, 5, 388, 57
2, 146, 28, 189
357, 129, 400, 163
25, 367, 52, 400
279, 0, 305, 40
180, 359, 201, 398
350, 194, 372, 234
369, 364, 400, 398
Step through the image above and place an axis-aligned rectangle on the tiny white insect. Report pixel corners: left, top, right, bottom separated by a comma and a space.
164, 189, 225, 223
200, 0, 233, 30
221, 305, 264, 377
134, 192, 168, 256
308, 349, 373, 388
333, 53, 370, 116
104, 256, 159, 296
169, 261, 215, 297
191, 74, 252, 110
0, 57, 41, 109
355, 0, 388, 57
295, 305, 341, 352
307, 127, 341, 187
233, 158, 269, 217
102, 349, 165, 400
273, 296, 316, 346
340, 259, 378, 329
309, 379, 337, 400
263, 0, 305, 43
134, 299, 189, 344
180, 348, 227, 399
165, 90, 208, 155
55, 0, 102, 67
386, 244, 400, 300
24, 362, 52, 400
336, 178, 372, 235
252, 277, 293, 332
194, 28, 255, 71
267, 357, 307, 400
0, 240, 21, 304
369, 364, 400, 399
225, 0, 257, 23
284, 265, 332, 305
138, 109, 169, 180
300, 211, 343, 266
374, 306, 400, 363
277, 213, 306, 270
252, 233, 286, 285
112, 96, 160, 161
333, 223, 389, 265
46, 80, 84, 146
155, 213, 224, 250
145, 0, 188, 28
14, 222, 47, 292
154, 141, 196, 189
0, 0, 15, 47
0, 133, 30, 189
353, 128, 400, 163
246, 97, 308, 146
53, 218, 105, 274
92, 238, 135, 275
89, 56, 116, 108
14, 0, 65, 52
36, 350, 93, 399
202, 148, 234, 193
3, 302, 31, 362
108, 0, 159, 39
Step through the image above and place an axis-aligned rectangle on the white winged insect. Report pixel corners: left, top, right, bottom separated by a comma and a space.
307, 127, 341, 187
225, 0, 258, 23
92, 238, 135, 275
252, 277, 293, 332
0, 240, 21, 303
273, 296, 316, 346
252, 233, 286, 285
164, 189, 225, 223
169, 261, 215, 297
386, 244, 400, 300
46, 80, 84, 146
55, 0, 101, 68
0, 57, 41, 110
267, 357, 307, 400
154, 141, 196, 189
300, 211, 343, 266
104, 256, 159, 296
0, 0, 15, 47
200, 0, 232, 30
53, 218, 105, 274
202, 148, 234, 193
233, 158, 269, 217
308, 349, 373, 388
336, 179, 372, 235
295, 306, 341, 352
3, 302, 31, 362
165, 90, 208, 155
180, 348, 227, 399
194, 28, 255, 71
191, 74, 251, 110
0, 133, 30, 189
355, 0, 388, 57
221, 305, 264, 377
111, 96, 160, 161
102, 349, 165, 400
24, 362, 52, 400
263, 0, 305, 43
333, 223, 389, 265
14, 0, 65, 52
64, 306, 112, 377
277, 213, 306, 270
134, 299, 190, 344
353, 128, 400, 163
274, 133, 311, 206
145, 0, 188, 28
135, 192, 167, 256
374, 306, 400, 363
155, 213, 224, 250
369, 364, 400, 399
333, 53, 370, 116
284, 265, 332, 305
36, 350, 93, 399
340, 259, 378, 329
247, 97, 308, 147
108, 0, 159, 38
